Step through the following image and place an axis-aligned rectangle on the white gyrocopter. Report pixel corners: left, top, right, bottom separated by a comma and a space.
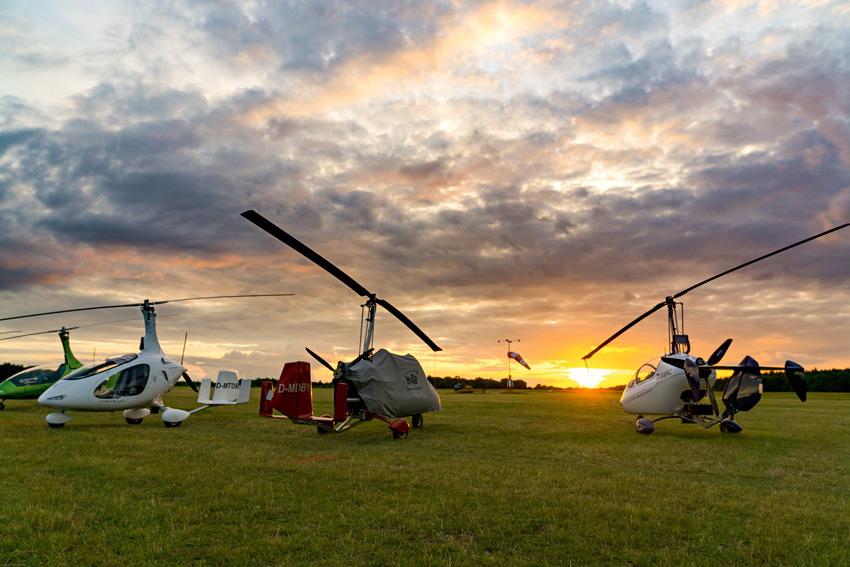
0, 295, 291, 428
582, 223, 849, 434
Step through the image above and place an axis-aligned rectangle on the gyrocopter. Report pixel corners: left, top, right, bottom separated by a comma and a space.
0, 294, 291, 427
582, 223, 849, 434
241, 209, 443, 439
0, 326, 83, 410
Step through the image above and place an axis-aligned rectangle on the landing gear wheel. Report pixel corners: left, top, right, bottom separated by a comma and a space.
317, 425, 330, 435
392, 429, 408, 440
48, 422, 65, 429
163, 420, 181, 428
0, 401, 5, 411
125, 418, 143, 425
412, 414, 423, 429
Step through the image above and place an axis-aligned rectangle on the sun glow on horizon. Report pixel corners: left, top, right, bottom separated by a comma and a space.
566, 367, 610, 388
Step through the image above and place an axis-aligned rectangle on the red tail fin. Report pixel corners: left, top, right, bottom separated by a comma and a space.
272, 361, 313, 419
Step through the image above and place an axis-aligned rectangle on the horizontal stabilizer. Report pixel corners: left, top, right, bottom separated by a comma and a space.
197, 370, 251, 405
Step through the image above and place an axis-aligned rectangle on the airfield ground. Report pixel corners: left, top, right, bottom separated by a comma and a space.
1, 388, 847, 566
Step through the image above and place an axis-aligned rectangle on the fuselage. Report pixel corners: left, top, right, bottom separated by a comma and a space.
0, 363, 66, 400
37, 307, 184, 412
620, 353, 716, 415
37, 351, 185, 411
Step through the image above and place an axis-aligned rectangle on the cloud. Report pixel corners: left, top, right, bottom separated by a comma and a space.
1, 0, 849, 384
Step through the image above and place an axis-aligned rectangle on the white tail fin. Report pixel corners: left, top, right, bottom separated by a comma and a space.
197, 370, 252, 405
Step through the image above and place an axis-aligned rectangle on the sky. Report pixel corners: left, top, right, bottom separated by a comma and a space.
1, 0, 849, 389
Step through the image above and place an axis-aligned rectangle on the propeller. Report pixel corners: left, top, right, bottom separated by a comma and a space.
241, 209, 441, 352
683, 358, 701, 402
305, 347, 335, 372
706, 338, 733, 366
582, 222, 850, 361
0, 295, 294, 323
181, 371, 198, 393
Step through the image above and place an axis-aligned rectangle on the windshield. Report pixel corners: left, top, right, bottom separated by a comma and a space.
65, 354, 138, 380
7, 365, 64, 387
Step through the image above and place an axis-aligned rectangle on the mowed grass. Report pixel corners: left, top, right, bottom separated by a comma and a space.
1, 389, 848, 567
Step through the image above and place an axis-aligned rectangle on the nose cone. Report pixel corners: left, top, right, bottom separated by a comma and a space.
38, 381, 71, 408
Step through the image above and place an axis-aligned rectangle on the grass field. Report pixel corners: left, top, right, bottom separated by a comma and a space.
1, 388, 848, 566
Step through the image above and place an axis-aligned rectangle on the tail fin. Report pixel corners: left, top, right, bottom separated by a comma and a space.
722, 356, 762, 415
269, 361, 313, 419
785, 361, 806, 402
197, 370, 251, 405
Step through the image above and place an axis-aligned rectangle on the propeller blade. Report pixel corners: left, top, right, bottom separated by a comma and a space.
581, 300, 667, 360
785, 360, 806, 402
346, 348, 375, 368
375, 298, 441, 352
305, 347, 335, 372
684, 358, 701, 402
241, 210, 372, 298
181, 372, 198, 393
707, 338, 733, 366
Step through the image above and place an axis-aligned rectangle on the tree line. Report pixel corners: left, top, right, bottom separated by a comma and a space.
4, 361, 850, 392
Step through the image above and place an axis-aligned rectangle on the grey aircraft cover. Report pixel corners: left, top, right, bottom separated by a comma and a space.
347, 348, 442, 419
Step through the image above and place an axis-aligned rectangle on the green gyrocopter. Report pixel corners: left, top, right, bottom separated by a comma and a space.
0, 326, 84, 410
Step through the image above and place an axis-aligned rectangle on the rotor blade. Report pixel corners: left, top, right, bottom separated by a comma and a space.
151, 293, 294, 305
181, 372, 198, 393
305, 347, 335, 372
707, 338, 733, 366
0, 303, 145, 322
375, 298, 442, 352
581, 300, 667, 360
672, 223, 850, 300
0, 316, 148, 342
0, 327, 80, 341
241, 209, 372, 298
0, 295, 292, 323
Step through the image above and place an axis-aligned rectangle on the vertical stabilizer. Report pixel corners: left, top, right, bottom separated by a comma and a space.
273, 361, 313, 419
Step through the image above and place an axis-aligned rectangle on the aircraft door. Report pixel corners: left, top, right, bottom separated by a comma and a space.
94, 364, 151, 399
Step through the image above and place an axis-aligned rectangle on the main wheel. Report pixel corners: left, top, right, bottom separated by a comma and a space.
411, 414, 423, 429
392, 429, 408, 440
317, 425, 330, 434
163, 420, 181, 428
48, 422, 65, 429
125, 418, 143, 425
0, 401, 5, 411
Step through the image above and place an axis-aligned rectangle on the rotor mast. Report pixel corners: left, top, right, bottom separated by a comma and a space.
664, 296, 689, 355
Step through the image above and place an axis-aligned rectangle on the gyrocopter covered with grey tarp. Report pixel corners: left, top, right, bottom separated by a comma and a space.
242, 210, 442, 438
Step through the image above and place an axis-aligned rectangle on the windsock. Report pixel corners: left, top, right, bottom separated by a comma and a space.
507, 351, 531, 370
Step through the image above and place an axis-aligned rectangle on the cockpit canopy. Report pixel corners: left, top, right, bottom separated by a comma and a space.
64, 354, 139, 380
